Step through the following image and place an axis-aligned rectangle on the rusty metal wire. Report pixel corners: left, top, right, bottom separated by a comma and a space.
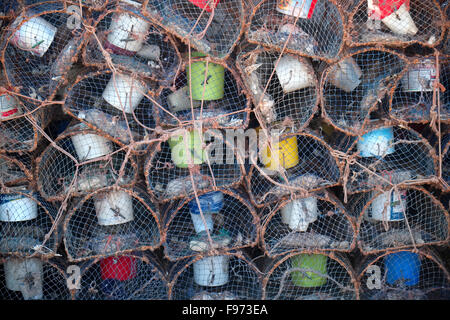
0, 152, 33, 189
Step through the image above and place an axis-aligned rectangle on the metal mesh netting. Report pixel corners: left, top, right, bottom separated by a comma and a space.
0, 187, 58, 257
83, 4, 181, 87
0, 152, 33, 189
348, 186, 449, 254
247, 131, 341, 207
36, 122, 138, 202
348, 0, 445, 48
168, 251, 263, 300
145, 0, 244, 60
162, 189, 259, 261
246, 0, 345, 62
63, 69, 156, 151
390, 56, 450, 123
321, 48, 407, 135
74, 253, 169, 300
1, 1, 86, 109
144, 128, 244, 202
155, 55, 250, 129
263, 251, 358, 300
344, 124, 438, 194
357, 248, 450, 300
0, 257, 71, 300
260, 191, 356, 258
63, 186, 162, 262
236, 47, 319, 131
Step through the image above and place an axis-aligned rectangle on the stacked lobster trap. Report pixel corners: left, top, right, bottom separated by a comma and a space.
0, 0, 448, 301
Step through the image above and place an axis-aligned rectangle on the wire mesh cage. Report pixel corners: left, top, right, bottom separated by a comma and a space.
320, 48, 407, 135
74, 252, 169, 300
155, 54, 250, 129
443, 132, 450, 191
63, 185, 162, 262
168, 250, 263, 300
357, 247, 450, 300
162, 188, 259, 261
247, 130, 341, 207
83, 2, 182, 87
236, 46, 319, 132
343, 124, 438, 194
0, 152, 33, 189
348, 186, 449, 254
63, 69, 157, 152
0, 186, 59, 257
145, 0, 245, 60
0, 257, 71, 300
36, 122, 138, 202
260, 190, 356, 258
263, 251, 358, 300
390, 55, 450, 123
1, 1, 87, 109
144, 127, 244, 203
246, 0, 345, 62
347, 0, 445, 48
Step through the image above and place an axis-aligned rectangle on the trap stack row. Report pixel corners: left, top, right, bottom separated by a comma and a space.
0, 0, 448, 300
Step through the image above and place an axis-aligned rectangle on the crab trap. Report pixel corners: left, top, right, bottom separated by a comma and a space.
63, 69, 156, 152
390, 55, 450, 123
168, 250, 263, 300
347, 0, 445, 49
0, 257, 71, 300
0, 152, 33, 189
0, 186, 59, 257
82, 2, 181, 87
63, 185, 162, 262
236, 47, 319, 131
1, 1, 86, 109
155, 54, 250, 129
260, 190, 356, 258
246, 130, 341, 207
246, 0, 345, 62
144, 127, 244, 202
161, 189, 259, 261
357, 247, 450, 300
262, 251, 358, 300
343, 124, 438, 194
443, 133, 450, 191
36, 122, 138, 202
348, 186, 449, 254
145, 0, 244, 60
320, 48, 407, 136
73, 252, 169, 300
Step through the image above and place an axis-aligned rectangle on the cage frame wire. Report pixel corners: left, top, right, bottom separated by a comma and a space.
245, 0, 347, 63
143, 0, 246, 61
0, 187, 60, 259
81, 3, 182, 89
143, 128, 246, 203
167, 249, 264, 300
0, 1, 88, 108
346, 0, 446, 49
262, 250, 359, 300
350, 185, 450, 255
62, 68, 158, 156
72, 251, 170, 300
161, 187, 260, 262
0, 152, 34, 190
63, 184, 163, 263
259, 190, 357, 258
245, 129, 343, 208
356, 246, 450, 300
319, 47, 409, 137
443, 135, 450, 192
235, 45, 319, 133
35, 122, 140, 202
0, 255, 72, 300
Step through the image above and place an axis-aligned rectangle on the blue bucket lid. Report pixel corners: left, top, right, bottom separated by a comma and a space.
189, 191, 224, 215
384, 251, 421, 286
